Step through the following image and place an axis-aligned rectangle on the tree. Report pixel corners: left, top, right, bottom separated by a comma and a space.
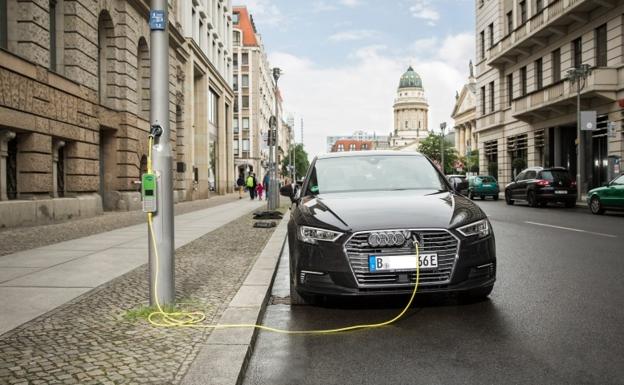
417, 133, 458, 174
281, 143, 310, 180
466, 149, 480, 173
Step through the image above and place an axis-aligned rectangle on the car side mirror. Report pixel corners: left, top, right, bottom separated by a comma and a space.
280, 184, 296, 202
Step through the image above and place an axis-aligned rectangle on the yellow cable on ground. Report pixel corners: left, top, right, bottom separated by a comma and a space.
145, 135, 420, 333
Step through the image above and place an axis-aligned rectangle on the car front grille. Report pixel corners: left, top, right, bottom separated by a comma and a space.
344, 230, 459, 288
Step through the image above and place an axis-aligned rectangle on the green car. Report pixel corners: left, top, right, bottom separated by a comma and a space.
587, 174, 624, 215
467, 175, 500, 200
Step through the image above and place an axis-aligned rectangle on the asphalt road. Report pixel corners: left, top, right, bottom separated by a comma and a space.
242, 201, 624, 385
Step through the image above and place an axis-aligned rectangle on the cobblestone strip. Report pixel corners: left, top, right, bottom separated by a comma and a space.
0, 211, 280, 385
0, 194, 240, 256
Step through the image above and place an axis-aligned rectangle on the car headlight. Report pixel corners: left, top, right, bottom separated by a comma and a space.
456, 219, 490, 238
298, 226, 343, 244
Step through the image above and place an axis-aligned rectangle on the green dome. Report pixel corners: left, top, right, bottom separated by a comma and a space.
398, 66, 423, 89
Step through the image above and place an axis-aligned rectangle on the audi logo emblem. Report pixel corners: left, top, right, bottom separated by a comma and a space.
368, 231, 412, 248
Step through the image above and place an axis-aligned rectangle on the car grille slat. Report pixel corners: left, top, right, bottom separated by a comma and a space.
345, 230, 459, 288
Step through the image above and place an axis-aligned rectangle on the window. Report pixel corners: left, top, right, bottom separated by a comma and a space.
242, 95, 249, 108
242, 139, 250, 151
49, 0, 57, 71
233, 140, 239, 156
208, 89, 219, 124
552, 48, 561, 82
572, 37, 582, 68
241, 52, 248, 65
507, 11, 513, 35
520, 66, 527, 96
519, 1, 527, 24
480, 31, 485, 59
0, 0, 7, 49
489, 81, 495, 112
337, 144, 344, 152
233, 54, 238, 67
525, 170, 536, 179
507, 73, 513, 106
242, 117, 249, 129
232, 12, 240, 24
241, 74, 249, 88
361, 143, 368, 150
233, 118, 239, 131
595, 24, 607, 67
233, 75, 238, 91
488, 23, 494, 48
233, 30, 241, 45
481, 86, 486, 115
535, 0, 543, 13
405, 121, 408, 129
349, 143, 356, 151
535, 58, 543, 90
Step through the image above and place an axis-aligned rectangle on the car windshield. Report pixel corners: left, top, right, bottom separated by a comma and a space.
308, 155, 447, 194
541, 170, 571, 183
477, 176, 495, 183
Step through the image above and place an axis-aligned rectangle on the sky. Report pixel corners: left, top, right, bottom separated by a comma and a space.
234, 0, 476, 157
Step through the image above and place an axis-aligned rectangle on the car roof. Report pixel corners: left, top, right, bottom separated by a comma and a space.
316, 150, 424, 160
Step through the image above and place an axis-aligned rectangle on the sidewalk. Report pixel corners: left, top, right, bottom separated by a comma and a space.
0, 198, 263, 336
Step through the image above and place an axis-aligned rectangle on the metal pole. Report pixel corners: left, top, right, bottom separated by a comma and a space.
440, 122, 446, 174
148, 0, 174, 306
268, 69, 281, 210
576, 79, 583, 202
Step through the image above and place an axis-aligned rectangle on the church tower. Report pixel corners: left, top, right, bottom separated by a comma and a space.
390, 66, 430, 149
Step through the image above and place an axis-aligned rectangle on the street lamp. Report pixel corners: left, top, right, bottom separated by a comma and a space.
268, 67, 282, 211
440, 122, 447, 175
566, 64, 592, 202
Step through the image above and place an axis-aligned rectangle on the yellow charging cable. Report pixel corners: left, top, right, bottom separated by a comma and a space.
145, 135, 420, 333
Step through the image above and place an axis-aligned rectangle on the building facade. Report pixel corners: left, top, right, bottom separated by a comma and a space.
0, 0, 234, 228
452, 61, 478, 158
476, 0, 624, 190
231, 6, 280, 181
389, 66, 430, 150
327, 130, 390, 152
330, 139, 374, 152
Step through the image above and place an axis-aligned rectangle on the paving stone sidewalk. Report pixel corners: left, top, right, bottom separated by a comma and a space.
0, 194, 240, 257
0, 210, 282, 385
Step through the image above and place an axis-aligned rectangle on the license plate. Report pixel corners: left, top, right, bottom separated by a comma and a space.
368, 254, 438, 272
555, 190, 568, 194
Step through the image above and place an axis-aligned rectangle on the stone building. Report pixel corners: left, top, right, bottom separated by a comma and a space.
475, 0, 624, 189
389, 66, 430, 151
0, 0, 234, 228
451, 61, 478, 157
231, 6, 281, 181
330, 139, 374, 152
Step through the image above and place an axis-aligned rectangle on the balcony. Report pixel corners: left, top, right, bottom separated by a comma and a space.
511, 67, 619, 122
487, 0, 615, 67
476, 109, 510, 132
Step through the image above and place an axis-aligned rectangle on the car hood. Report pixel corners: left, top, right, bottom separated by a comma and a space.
297, 190, 486, 232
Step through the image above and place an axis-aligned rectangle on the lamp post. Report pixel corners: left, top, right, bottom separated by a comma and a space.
440, 122, 447, 174
566, 64, 592, 202
268, 67, 282, 211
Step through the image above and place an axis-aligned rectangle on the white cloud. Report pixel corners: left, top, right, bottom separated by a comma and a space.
269, 32, 475, 157
237, 0, 283, 26
409, 0, 440, 26
328, 29, 379, 42
340, 0, 361, 7
312, 1, 338, 12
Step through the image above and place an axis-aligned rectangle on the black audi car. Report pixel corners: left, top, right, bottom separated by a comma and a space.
280, 151, 496, 304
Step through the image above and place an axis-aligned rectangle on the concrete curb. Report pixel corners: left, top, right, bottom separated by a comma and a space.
180, 216, 289, 385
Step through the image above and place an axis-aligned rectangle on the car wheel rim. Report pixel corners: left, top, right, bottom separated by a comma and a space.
591, 198, 600, 212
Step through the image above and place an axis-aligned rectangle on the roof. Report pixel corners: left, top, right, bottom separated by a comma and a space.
232, 6, 258, 46
398, 66, 423, 89
317, 150, 423, 160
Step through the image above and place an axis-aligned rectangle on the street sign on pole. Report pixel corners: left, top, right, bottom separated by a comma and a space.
581, 111, 597, 131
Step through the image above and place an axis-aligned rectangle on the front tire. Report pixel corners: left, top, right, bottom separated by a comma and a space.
589, 196, 604, 214
505, 190, 514, 205
493, 194, 499, 201
290, 278, 308, 305
468, 190, 474, 200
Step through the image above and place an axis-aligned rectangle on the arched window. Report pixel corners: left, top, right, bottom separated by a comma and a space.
97, 11, 114, 107
137, 37, 150, 119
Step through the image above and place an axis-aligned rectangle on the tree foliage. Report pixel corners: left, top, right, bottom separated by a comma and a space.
281, 143, 310, 180
417, 133, 458, 174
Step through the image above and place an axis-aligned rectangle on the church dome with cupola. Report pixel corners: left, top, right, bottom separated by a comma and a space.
398, 66, 423, 89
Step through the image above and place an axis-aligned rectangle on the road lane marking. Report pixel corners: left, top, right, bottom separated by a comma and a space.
524, 221, 617, 238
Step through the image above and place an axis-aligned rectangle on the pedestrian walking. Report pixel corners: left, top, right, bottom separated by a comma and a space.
256, 182, 264, 200
236, 174, 245, 199
263, 173, 270, 200
246, 174, 255, 200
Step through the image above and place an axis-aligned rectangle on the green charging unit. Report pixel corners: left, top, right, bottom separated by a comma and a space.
142, 173, 157, 213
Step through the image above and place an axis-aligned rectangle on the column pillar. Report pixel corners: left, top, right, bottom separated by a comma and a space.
459, 125, 466, 156
454, 126, 460, 152
0, 130, 16, 201
553, 126, 562, 167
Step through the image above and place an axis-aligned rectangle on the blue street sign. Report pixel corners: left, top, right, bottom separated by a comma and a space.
149, 10, 166, 30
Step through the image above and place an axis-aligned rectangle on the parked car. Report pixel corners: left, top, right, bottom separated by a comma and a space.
280, 151, 496, 305
467, 175, 499, 200
504, 167, 577, 208
587, 173, 624, 215
446, 175, 469, 196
